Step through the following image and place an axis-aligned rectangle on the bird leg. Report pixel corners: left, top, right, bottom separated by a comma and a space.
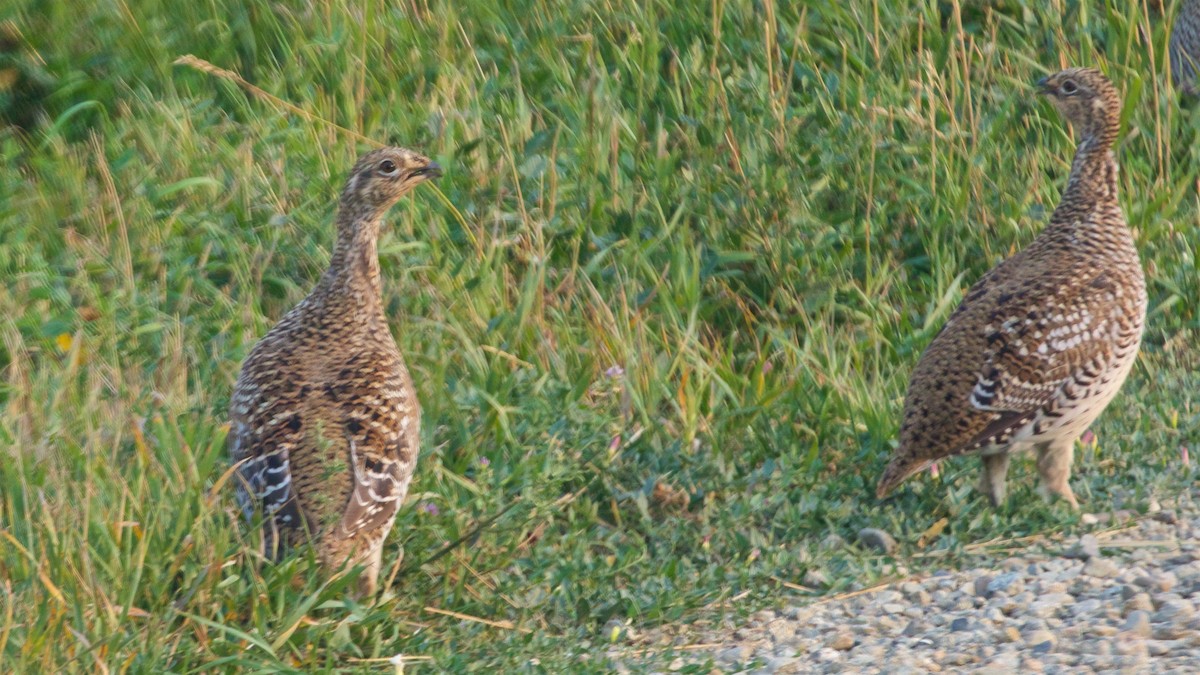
1035, 439, 1079, 509
976, 452, 1012, 507
359, 541, 384, 599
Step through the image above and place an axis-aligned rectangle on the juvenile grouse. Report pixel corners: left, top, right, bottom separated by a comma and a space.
1171, 0, 1200, 96
230, 147, 441, 594
876, 68, 1146, 508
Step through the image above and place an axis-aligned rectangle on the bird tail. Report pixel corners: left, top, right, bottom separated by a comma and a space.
875, 457, 932, 500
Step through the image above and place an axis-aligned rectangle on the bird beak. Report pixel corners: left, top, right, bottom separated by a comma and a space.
413, 161, 442, 179
1036, 76, 1052, 95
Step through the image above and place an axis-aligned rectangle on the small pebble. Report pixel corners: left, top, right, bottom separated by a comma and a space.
1154, 599, 1195, 624
1065, 534, 1101, 561
716, 645, 750, 664
1154, 510, 1178, 524
1084, 557, 1120, 578
1025, 629, 1056, 652
858, 528, 898, 555
828, 632, 855, 651
1124, 593, 1154, 615
1122, 610, 1152, 638
974, 576, 993, 598
1146, 640, 1173, 656
988, 572, 1023, 596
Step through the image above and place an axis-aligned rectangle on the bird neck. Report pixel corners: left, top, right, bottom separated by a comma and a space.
1051, 131, 1119, 225
319, 202, 386, 309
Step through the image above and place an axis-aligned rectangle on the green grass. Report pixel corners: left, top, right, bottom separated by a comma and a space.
2, 0, 1199, 671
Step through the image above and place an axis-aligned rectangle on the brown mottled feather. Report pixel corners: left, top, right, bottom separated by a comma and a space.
877, 68, 1146, 508
1171, 0, 1200, 96
229, 147, 440, 595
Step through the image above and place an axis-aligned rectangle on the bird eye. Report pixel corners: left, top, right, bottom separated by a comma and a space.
1061, 79, 1078, 95
378, 159, 398, 175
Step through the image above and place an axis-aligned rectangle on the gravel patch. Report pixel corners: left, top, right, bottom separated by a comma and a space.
613, 493, 1200, 673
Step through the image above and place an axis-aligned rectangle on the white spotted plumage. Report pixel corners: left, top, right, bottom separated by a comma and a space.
229, 147, 440, 596
877, 69, 1146, 508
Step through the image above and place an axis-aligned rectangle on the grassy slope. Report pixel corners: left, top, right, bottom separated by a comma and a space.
1, 0, 1198, 670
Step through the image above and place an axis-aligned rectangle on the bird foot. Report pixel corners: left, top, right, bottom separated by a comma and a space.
1037, 483, 1080, 510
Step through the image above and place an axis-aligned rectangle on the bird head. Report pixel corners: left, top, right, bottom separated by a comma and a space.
340, 146, 442, 214
1036, 67, 1121, 141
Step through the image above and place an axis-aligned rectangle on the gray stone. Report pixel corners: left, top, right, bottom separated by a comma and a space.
1152, 624, 1191, 640
1131, 549, 1155, 563
857, 528, 898, 555
873, 590, 902, 604
975, 576, 993, 598
814, 647, 843, 662
1083, 557, 1120, 578
950, 617, 971, 632
1065, 534, 1101, 560
716, 645, 751, 663
1125, 593, 1155, 615
1146, 640, 1174, 656
1020, 618, 1049, 633
762, 655, 800, 672
1152, 572, 1178, 593
1154, 599, 1196, 624
988, 572, 1023, 596
782, 606, 814, 623
1154, 509, 1179, 524
1029, 593, 1072, 618
1029, 639, 1054, 655
767, 619, 795, 643
1021, 657, 1045, 672
1024, 629, 1056, 654
827, 632, 855, 651
1123, 610, 1153, 638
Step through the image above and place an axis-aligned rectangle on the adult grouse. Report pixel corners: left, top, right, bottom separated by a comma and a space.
876, 68, 1146, 508
230, 147, 441, 594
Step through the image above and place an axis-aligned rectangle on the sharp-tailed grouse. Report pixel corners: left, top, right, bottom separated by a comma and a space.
877, 68, 1146, 508
230, 146, 441, 594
